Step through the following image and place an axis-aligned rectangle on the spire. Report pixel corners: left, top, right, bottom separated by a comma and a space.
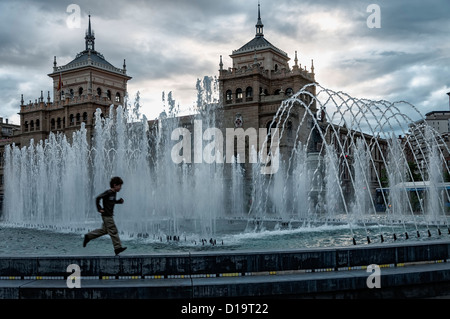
85, 14, 95, 51
88, 13, 92, 35
219, 55, 223, 71
255, 2, 264, 37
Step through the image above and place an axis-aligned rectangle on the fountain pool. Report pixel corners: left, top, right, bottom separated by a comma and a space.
2, 83, 450, 254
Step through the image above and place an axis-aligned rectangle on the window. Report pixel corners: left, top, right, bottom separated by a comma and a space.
30, 120, 34, 131
51, 119, 55, 130
78, 87, 83, 96
226, 90, 233, 103
76, 113, 81, 124
70, 89, 74, 98
107, 90, 111, 100
97, 88, 102, 97
286, 88, 294, 96
57, 118, 61, 129
246, 87, 253, 101
70, 114, 74, 126
287, 121, 293, 138
274, 64, 278, 71
36, 119, 40, 130
115, 92, 121, 103
236, 88, 243, 101
83, 112, 88, 123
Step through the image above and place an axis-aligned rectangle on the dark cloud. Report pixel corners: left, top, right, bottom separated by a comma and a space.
1, 0, 450, 123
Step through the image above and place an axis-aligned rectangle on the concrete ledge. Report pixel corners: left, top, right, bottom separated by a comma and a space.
1, 240, 449, 278
2, 262, 450, 299
1, 240, 450, 299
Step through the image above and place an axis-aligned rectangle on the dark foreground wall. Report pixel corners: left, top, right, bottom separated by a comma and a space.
1, 240, 449, 278
1, 240, 450, 299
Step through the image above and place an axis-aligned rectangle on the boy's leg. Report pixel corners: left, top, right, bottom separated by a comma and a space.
102, 216, 123, 250
85, 222, 108, 241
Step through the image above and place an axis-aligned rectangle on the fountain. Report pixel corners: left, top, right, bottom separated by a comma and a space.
2, 82, 450, 255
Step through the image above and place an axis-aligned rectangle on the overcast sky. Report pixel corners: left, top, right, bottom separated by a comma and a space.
1, 0, 450, 127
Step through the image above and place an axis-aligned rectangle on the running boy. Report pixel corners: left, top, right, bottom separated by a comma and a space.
83, 176, 127, 255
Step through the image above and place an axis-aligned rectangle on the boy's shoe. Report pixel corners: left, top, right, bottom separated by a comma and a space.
83, 235, 89, 247
115, 247, 127, 255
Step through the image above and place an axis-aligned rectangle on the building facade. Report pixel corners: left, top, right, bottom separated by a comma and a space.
407, 109, 450, 174
218, 4, 317, 168
18, 16, 131, 147
0, 118, 20, 211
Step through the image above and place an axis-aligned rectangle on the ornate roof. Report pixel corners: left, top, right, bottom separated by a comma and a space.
231, 3, 288, 58
232, 36, 288, 57
51, 15, 127, 76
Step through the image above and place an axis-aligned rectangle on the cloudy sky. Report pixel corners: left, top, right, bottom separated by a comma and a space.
1, 0, 450, 126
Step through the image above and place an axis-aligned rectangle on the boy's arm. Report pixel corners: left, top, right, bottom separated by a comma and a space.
95, 190, 109, 212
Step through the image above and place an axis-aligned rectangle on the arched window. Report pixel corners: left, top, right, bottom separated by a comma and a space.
69, 89, 74, 98
30, 120, 34, 131
107, 90, 111, 100
286, 88, 294, 96
50, 119, 55, 130
274, 89, 281, 95
36, 119, 40, 130
76, 113, 81, 124
57, 117, 61, 129
115, 92, 121, 103
246, 87, 253, 101
83, 112, 88, 123
287, 121, 293, 138
24, 121, 29, 132
236, 88, 243, 102
97, 87, 102, 97
69, 114, 74, 126
78, 87, 83, 96
274, 64, 278, 71
226, 90, 233, 103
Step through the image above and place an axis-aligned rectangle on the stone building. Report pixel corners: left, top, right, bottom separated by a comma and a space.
407, 109, 450, 173
218, 4, 317, 166
0, 117, 20, 211
18, 15, 131, 147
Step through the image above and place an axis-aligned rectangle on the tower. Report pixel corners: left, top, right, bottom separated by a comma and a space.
218, 3, 317, 164
18, 15, 132, 146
